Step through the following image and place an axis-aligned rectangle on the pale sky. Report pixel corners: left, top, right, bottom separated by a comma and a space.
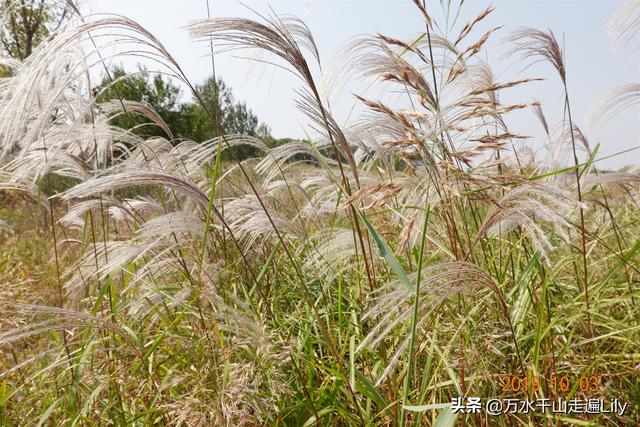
83, 0, 639, 169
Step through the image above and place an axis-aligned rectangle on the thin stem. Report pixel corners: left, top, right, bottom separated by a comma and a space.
400, 205, 431, 426
563, 85, 592, 338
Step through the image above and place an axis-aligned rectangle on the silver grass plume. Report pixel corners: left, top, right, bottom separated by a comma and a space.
63, 210, 207, 300
57, 167, 210, 210
506, 28, 566, 83
225, 194, 301, 250
100, 100, 174, 140
476, 182, 586, 263
586, 83, 640, 126
609, 0, 640, 51
359, 262, 501, 385
304, 228, 360, 281
187, 13, 360, 184
0, 172, 50, 209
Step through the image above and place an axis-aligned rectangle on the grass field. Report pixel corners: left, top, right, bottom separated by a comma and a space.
0, 1, 639, 425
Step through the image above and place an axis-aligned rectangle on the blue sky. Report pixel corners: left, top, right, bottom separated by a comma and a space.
85, 0, 639, 168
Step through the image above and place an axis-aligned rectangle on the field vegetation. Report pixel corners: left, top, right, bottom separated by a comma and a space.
0, 0, 639, 425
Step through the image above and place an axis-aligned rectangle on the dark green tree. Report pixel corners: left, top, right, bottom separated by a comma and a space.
96, 66, 183, 139
96, 66, 273, 160
193, 76, 271, 158
0, 0, 73, 60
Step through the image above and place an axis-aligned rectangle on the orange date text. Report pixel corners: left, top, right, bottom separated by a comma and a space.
499, 374, 600, 394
